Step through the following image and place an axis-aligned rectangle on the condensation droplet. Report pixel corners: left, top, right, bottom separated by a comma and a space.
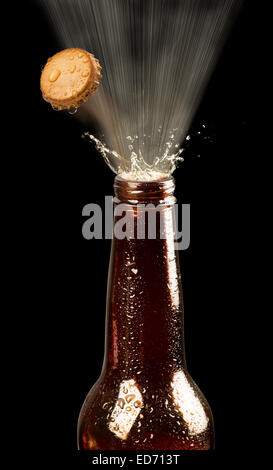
81, 71, 89, 77
126, 394, 135, 403
126, 406, 131, 412
72, 90, 77, 97
102, 402, 109, 409
117, 398, 125, 409
83, 58, 89, 63
78, 53, 84, 58
123, 386, 128, 394
134, 400, 141, 408
69, 55, 74, 60
69, 65, 76, 73
49, 69, 61, 82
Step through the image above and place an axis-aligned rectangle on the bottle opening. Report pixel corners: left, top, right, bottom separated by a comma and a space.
114, 175, 175, 205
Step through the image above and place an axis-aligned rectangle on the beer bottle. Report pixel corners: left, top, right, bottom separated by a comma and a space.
78, 176, 214, 450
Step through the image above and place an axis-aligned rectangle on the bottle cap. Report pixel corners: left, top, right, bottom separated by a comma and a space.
40, 48, 102, 110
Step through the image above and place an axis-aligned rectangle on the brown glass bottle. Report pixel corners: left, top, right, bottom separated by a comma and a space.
78, 176, 214, 450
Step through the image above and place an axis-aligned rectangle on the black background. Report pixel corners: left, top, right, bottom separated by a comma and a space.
13, 0, 263, 463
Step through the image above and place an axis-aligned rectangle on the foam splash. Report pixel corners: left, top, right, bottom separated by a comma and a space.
83, 129, 184, 181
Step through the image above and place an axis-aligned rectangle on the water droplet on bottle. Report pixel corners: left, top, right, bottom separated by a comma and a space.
113, 424, 119, 431
126, 406, 131, 412
126, 394, 135, 403
49, 69, 61, 82
117, 398, 125, 409
102, 402, 109, 409
134, 400, 141, 408
123, 386, 128, 394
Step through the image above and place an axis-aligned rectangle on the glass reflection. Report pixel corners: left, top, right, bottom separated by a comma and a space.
109, 379, 143, 440
171, 370, 208, 435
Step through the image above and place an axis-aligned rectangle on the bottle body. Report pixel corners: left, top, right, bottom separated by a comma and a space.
78, 177, 214, 450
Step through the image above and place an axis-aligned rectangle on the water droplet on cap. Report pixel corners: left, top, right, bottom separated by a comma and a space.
49, 69, 61, 82
68, 106, 78, 115
78, 53, 84, 58
81, 71, 89, 77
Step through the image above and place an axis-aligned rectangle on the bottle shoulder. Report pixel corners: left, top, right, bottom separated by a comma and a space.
78, 369, 214, 450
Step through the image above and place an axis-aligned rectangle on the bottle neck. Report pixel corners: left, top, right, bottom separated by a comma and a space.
103, 176, 186, 378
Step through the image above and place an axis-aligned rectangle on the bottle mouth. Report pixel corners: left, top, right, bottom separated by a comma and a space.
114, 175, 175, 204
